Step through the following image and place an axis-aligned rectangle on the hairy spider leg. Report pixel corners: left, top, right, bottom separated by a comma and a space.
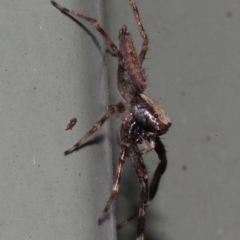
98, 143, 128, 224
51, 1, 124, 65
129, 144, 149, 240
117, 137, 167, 229
149, 137, 167, 201
129, 0, 149, 64
64, 103, 125, 155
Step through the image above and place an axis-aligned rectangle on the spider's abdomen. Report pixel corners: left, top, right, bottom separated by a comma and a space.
118, 26, 147, 99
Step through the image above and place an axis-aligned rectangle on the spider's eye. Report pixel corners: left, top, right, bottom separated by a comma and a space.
154, 114, 158, 118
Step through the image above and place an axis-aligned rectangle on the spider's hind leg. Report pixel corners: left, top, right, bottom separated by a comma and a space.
64, 102, 125, 155
51, 1, 123, 62
129, 0, 149, 64
98, 143, 128, 224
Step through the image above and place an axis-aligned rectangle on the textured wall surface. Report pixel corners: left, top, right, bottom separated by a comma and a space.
0, 0, 116, 239
105, 0, 240, 240
1, 0, 240, 240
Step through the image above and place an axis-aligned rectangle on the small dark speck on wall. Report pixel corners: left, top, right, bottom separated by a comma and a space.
226, 11, 233, 18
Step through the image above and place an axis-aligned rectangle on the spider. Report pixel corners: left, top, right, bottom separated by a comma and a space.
51, 1, 171, 239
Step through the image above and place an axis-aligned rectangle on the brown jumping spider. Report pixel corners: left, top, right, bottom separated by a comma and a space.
51, 1, 171, 239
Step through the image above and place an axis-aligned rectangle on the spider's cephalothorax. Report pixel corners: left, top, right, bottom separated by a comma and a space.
130, 94, 171, 135
51, 1, 171, 239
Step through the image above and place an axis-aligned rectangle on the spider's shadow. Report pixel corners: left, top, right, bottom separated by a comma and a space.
65, 135, 104, 154
116, 154, 172, 240
117, 182, 172, 240
59, 11, 103, 54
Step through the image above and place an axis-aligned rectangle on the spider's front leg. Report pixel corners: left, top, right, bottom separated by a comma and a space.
117, 136, 168, 230
98, 123, 129, 224
149, 136, 167, 201
129, 144, 149, 240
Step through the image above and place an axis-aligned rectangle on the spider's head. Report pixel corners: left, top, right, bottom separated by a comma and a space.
131, 94, 171, 135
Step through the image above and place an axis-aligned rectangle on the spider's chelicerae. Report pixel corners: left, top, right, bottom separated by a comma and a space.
51, 1, 171, 239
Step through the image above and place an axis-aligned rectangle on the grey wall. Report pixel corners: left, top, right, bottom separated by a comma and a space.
105, 0, 240, 240
1, 0, 240, 240
0, 0, 116, 239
